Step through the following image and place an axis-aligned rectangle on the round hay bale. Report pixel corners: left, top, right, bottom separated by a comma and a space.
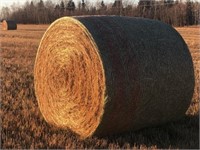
34, 16, 195, 139
2, 20, 17, 30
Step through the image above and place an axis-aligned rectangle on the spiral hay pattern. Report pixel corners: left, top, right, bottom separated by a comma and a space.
34, 16, 194, 139
2, 20, 17, 30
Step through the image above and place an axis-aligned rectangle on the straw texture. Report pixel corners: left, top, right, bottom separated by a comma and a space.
2, 20, 17, 30
34, 16, 194, 139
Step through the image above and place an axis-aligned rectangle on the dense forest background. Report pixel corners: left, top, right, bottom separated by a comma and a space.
0, 0, 200, 27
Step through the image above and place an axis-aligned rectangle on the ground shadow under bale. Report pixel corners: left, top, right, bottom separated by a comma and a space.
98, 115, 199, 149
63, 114, 199, 149
1, 65, 199, 149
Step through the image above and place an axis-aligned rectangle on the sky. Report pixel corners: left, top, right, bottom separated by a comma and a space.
0, 0, 199, 9
0, 0, 127, 8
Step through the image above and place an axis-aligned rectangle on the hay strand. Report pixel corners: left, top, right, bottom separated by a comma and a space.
34, 16, 195, 139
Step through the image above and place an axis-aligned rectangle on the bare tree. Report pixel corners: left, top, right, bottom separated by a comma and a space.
66, 0, 75, 16
5, 0, 200, 26
60, 0, 65, 16
1, 7, 10, 19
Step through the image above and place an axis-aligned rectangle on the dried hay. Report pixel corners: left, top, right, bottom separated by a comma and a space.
34, 16, 195, 139
2, 20, 17, 30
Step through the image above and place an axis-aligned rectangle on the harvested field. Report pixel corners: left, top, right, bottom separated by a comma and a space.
0, 23, 199, 149
175, 26, 200, 116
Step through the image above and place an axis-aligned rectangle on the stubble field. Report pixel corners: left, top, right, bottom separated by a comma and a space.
0, 24, 199, 149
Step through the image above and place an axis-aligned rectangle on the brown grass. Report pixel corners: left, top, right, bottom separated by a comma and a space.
175, 26, 200, 115
0, 23, 199, 149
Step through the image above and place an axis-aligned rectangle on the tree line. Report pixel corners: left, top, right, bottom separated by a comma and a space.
1, 0, 200, 27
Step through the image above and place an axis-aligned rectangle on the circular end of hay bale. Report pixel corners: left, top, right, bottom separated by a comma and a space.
34, 17, 106, 138
2, 20, 8, 30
